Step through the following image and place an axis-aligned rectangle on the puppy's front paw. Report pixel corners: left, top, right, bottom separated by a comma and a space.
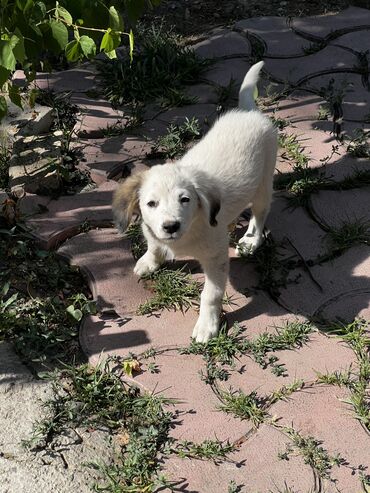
192, 318, 219, 343
134, 254, 159, 277
236, 235, 262, 256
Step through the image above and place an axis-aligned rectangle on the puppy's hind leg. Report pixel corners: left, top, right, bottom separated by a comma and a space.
237, 179, 273, 255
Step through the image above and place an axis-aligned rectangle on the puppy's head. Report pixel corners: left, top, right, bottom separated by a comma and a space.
112, 164, 221, 242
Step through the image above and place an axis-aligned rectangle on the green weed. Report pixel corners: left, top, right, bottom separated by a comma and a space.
347, 129, 370, 158
326, 219, 369, 256
125, 221, 147, 260
97, 23, 210, 108
149, 117, 201, 159
173, 439, 236, 462
281, 427, 345, 481
25, 358, 176, 492
137, 266, 201, 315
218, 389, 268, 426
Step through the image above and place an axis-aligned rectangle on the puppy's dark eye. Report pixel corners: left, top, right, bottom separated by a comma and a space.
147, 200, 158, 208
180, 197, 190, 204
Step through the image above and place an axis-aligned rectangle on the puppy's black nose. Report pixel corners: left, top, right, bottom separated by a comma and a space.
163, 221, 180, 234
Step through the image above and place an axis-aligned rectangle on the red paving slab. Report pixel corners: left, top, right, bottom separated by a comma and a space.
203, 58, 251, 87
162, 424, 315, 492
26, 181, 116, 249
192, 29, 251, 58
271, 386, 370, 492
265, 46, 358, 85
235, 16, 312, 57
58, 228, 150, 315
292, 6, 370, 39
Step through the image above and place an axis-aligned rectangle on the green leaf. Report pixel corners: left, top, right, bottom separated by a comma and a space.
129, 29, 134, 63
125, 0, 146, 22
65, 39, 82, 62
22, 0, 34, 15
0, 39, 17, 71
0, 66, 10, 87
31, 1, 46, 22
1, 281, 10, 296
13, 29, 26, 63
109, 6, 123, 31
56, 5, 73, 25
100, 29, 120, 54
80, 36, 96, 59
66, 305, 83, 321
47, 20, 69, 53
8, 84, 23, 109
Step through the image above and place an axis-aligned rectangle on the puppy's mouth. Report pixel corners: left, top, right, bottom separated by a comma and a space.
144, 223, 182, 242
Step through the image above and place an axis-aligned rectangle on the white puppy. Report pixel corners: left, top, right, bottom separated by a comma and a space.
113, 61, 277, 343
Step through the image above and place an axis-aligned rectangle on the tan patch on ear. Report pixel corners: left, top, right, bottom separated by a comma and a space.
112, 172, 145, 233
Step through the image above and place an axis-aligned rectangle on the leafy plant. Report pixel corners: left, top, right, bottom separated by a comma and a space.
0, 1, 162, 119
150, 117, 201, 159
137, 266, 201, 315
0, 132, 10, 189
97, 23, 210, 108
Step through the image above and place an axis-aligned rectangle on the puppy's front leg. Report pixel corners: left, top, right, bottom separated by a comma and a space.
192, 253, 229, 343
134, 226, 165, 277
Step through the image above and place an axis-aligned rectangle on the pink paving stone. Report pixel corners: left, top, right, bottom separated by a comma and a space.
156, 104, 218, 130
133, 351, 251, 443
34, 66, 97, 93
235, 16, 312, 57
81, 309, 199, 364
271, 386, 370, 492
25, 180, 117, 249
265, 91, 325, 123
162, 424, 314, 492
138, 118, 170, 140
82, 138, 132, 178
183, 83, 220, 105
203, 58, 251, 87
72, 95, 126, 138
228, 331, 356, 397
331, 28, 370, 52
311, 188, 370, 229
267, 194, 327, 259
58, 228, 150, 315
120, 136, 154, 159
292, 6, 370, 40
264, 46, 358, 86
323, 154, 370, 181
191, 29, 251, 58
278, 245, 370, 319
301, 73, 370, 123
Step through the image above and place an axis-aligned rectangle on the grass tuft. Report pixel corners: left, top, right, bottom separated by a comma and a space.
173, 438, 236, 463
97, 23, 210, 108
137, 266, 201, 315
149, 117, 201, 159
218, 389, 269, 426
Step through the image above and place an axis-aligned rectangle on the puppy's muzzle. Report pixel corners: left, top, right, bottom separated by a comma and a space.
162, 221, 180, 234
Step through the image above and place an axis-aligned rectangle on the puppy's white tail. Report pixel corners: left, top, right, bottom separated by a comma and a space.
238, 60, 264, 111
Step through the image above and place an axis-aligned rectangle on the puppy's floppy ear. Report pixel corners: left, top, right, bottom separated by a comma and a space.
196, 184, 221, 227
112, 172, 145, 233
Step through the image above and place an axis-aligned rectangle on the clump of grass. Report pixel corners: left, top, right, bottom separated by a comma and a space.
125, 221, 147, 260
180, 321, 312, 383
216, 78, 237, 113
36, 89, 90, 195
173, 439, 236, 463
347, 129, 370, 158
25, 358, 176, 492
278, 132, 310, 170
316, 368, 355, 388
0, 226, 92, 364
137, 266, 201, 315
242, 320, 313, 369
321, 319, 370, 431
218, 389, 269, 426
326, 219, 369, 256
97, 23, 210, 108
280, 427, 345, 481
269, 379, 305, 405
149, 117, 201, 159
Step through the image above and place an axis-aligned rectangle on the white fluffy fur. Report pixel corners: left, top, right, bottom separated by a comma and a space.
113, 61, 278, 342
